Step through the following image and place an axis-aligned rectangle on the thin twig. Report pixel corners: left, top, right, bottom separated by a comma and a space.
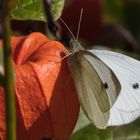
1, 0, 16, 140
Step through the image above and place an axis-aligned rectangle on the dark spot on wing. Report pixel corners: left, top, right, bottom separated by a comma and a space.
133, 83, 139, 89
104, 82, 108, 89
101, 82, 108, 90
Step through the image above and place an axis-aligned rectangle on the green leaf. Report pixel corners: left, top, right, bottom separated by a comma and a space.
10, 0, 64, 21
71, 108, 140, 140
113, 120, 140, 140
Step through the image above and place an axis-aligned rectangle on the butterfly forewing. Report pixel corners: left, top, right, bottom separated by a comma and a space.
68, 50, 121, 128
84, 52, 121, 107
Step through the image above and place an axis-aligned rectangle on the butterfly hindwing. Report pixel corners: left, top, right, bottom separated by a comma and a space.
108, 106, 140, 125
91, 50, 140, 125
84, 51, 121, 107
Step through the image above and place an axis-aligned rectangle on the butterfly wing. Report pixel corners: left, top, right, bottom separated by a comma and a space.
68, 50, 121, 128
91, 50, 140, 125
108, 106, 140, 125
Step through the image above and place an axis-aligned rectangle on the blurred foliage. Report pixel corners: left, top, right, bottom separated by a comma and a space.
103, 0, 140, 44
10, 0, 64, 21
103, 0, 125, 23
124, 2, 140, 44
71, 109, 140, 140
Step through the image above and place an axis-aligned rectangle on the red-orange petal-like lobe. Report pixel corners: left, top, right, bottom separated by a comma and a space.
0, 32, 80, 140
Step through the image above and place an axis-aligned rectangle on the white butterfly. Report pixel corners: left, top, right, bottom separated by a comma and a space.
67, 40, 121, 129
60, 9, 140, 129
68, 40, 140, 128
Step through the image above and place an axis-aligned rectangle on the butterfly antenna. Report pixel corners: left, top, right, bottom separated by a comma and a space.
59, 17, 76, 40
50, 11, 76, 40
76, 8, 83, 40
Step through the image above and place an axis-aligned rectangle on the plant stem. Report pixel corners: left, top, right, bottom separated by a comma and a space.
1, 0, 16, 140
43, 0, 60, 39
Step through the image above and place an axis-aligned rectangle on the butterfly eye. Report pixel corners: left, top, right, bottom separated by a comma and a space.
132, 83, 139, 89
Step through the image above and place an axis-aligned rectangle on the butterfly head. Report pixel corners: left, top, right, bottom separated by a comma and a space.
70, 39, 84, 54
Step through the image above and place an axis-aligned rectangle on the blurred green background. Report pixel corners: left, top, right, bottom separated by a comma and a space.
70, 108, 140, 140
